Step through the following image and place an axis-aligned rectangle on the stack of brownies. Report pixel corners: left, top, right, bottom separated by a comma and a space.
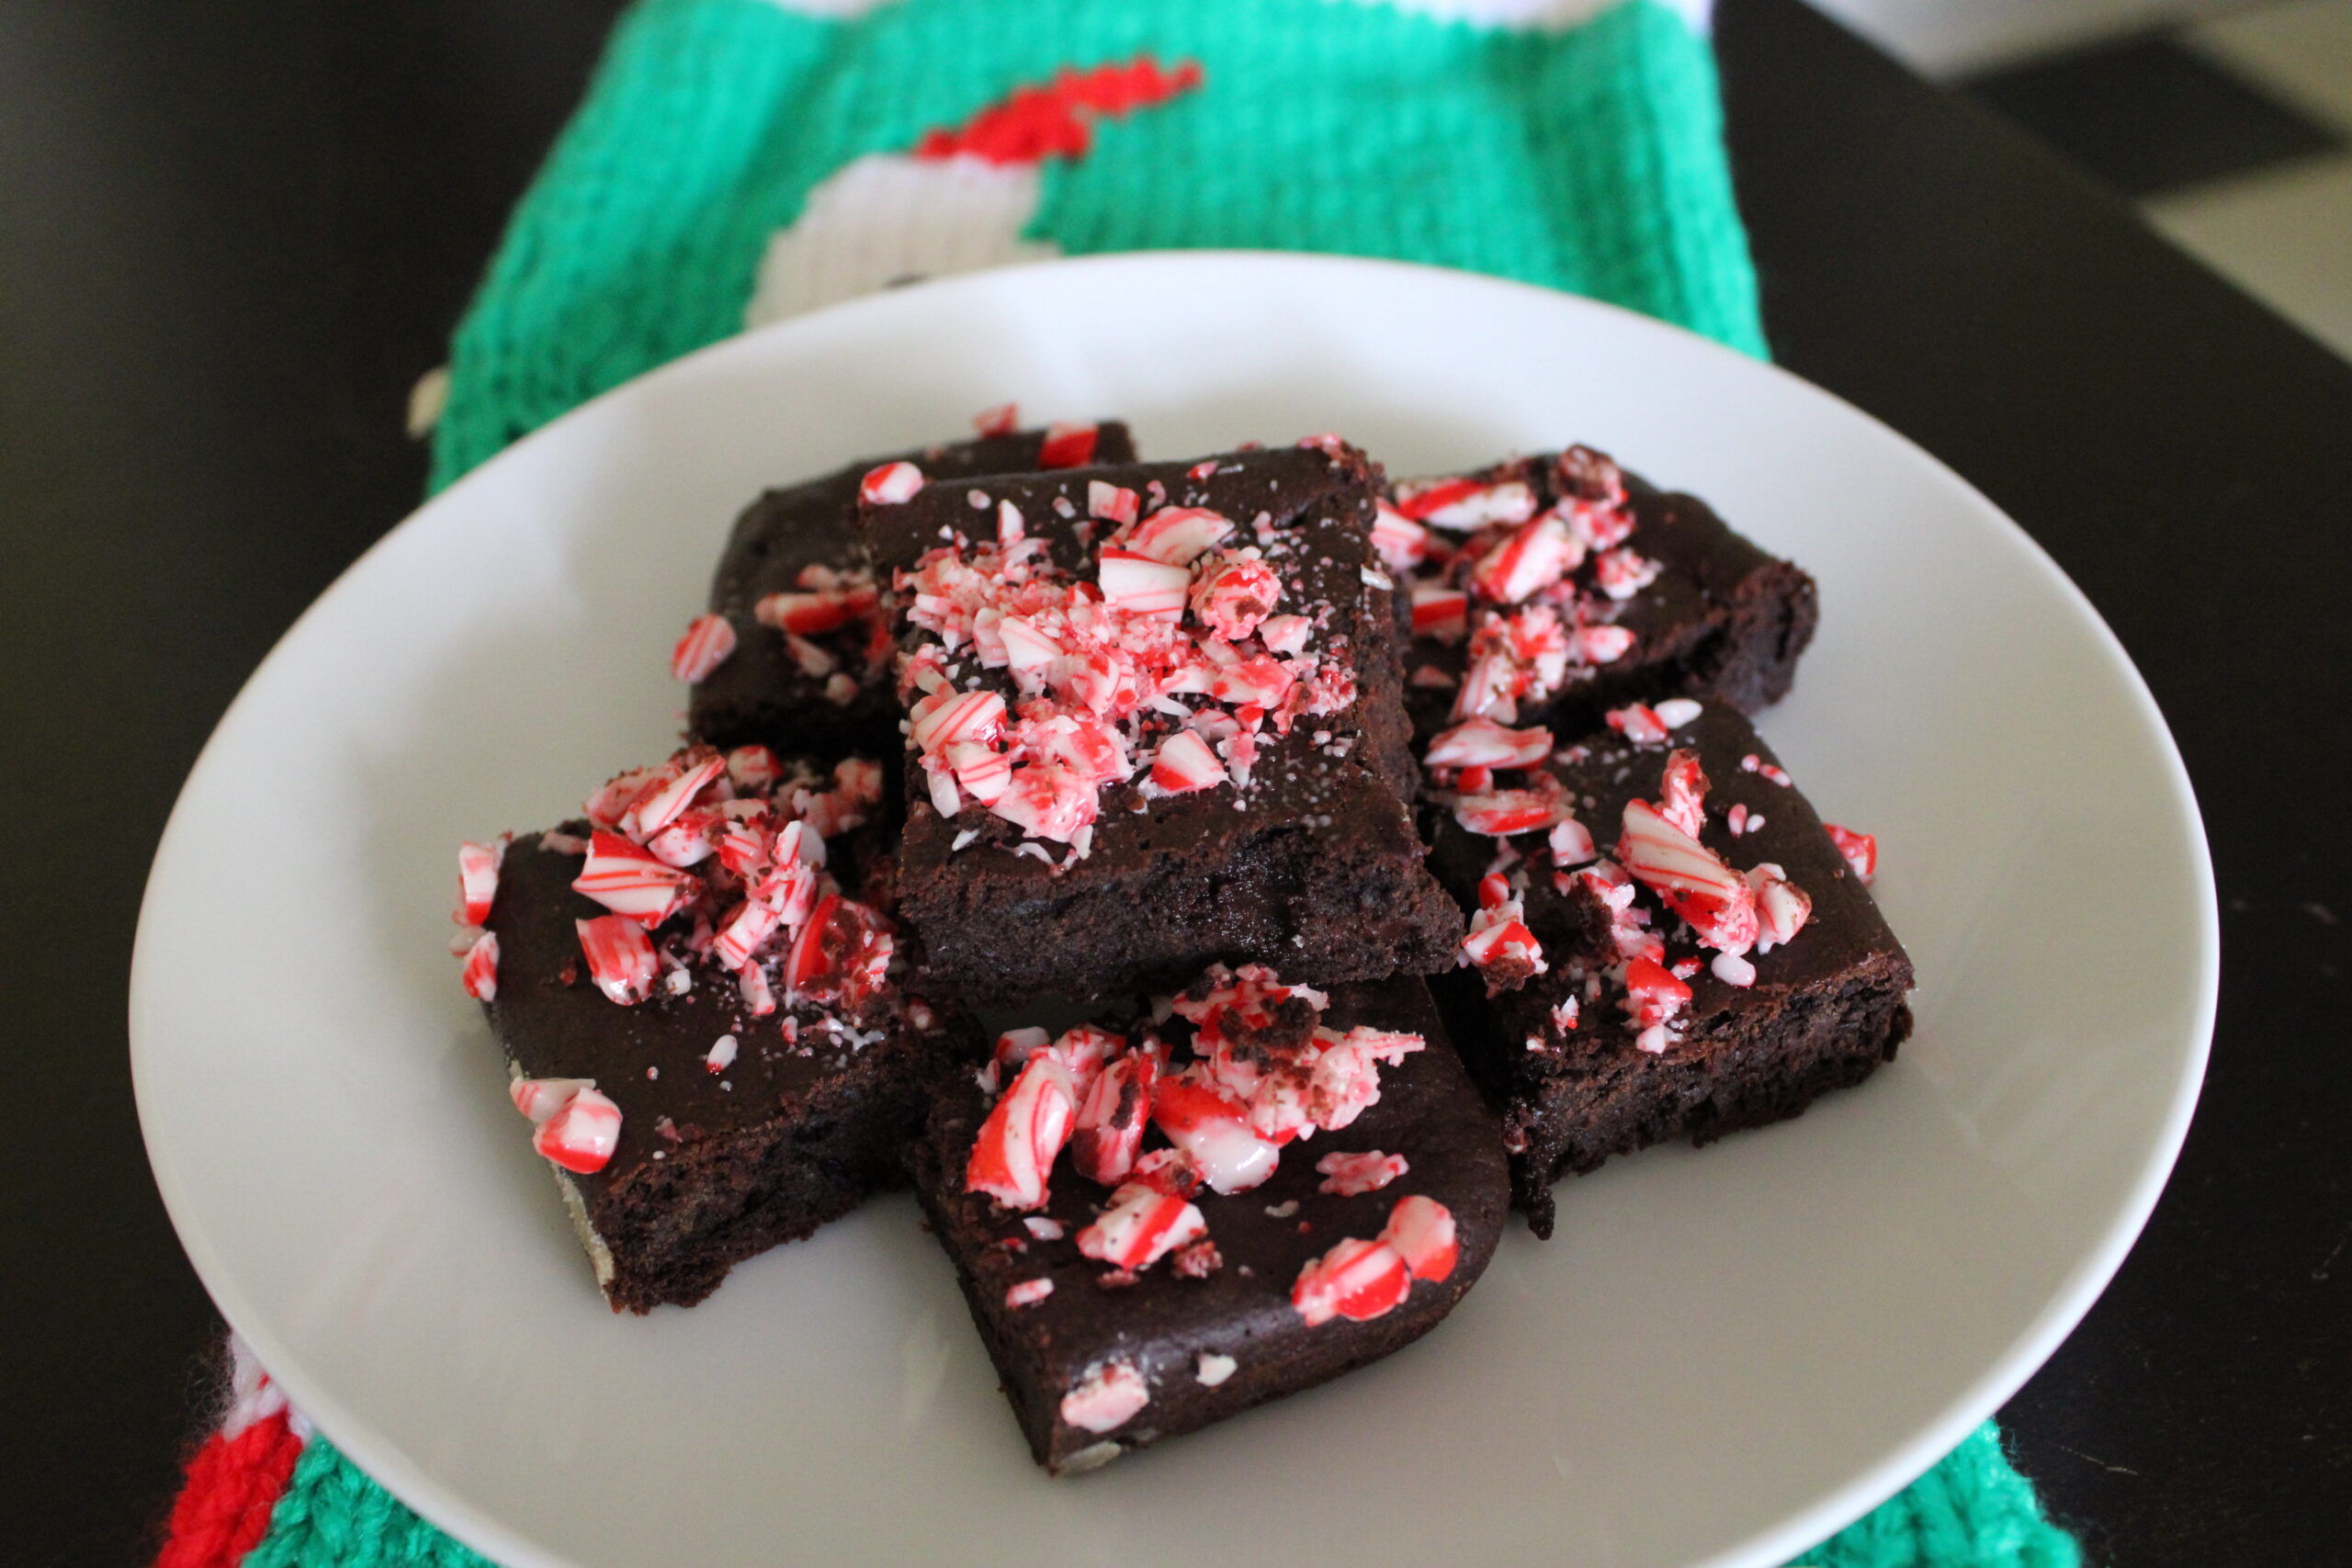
450, 412, 1914, 1473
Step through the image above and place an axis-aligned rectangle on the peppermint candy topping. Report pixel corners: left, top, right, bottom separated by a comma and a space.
670, 614, 738, 682
1462, 874, 1545, 992
458, 930, 499, 1001
1076, 1181, 1207, 1272
972, 401, 1018, 437
528, 1084, 621, 1174
1826, 824, 1878, 884
575, 916, 658, 1006
1316, 1149, 1408, 1197
1037, 422, 1099, 468
1425, 716, 1552, 771
1618, 798, 1758, 956
1005, 1278, 1054, 1309
1059, 1359, 1148, 1433
1382, 1194, 1458, 1280
965, 1054, 1079, 1211
859, 461, 925, 505
1291, 1235, 1412, 1326
455, 838, 506, 926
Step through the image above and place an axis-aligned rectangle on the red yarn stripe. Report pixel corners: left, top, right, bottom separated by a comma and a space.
915, 57, 1204, 164
153, 1411, 304, 1568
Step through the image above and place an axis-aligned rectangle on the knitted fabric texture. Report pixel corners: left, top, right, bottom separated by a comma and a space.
156, 1, 2080, 1562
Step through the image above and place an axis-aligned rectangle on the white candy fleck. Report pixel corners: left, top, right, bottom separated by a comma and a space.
1195, 1353, 1238, 1387
706, 1033, 739, 1072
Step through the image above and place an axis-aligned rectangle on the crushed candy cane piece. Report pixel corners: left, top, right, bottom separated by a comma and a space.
670, 613, 738, 682
1618, 798, 1758, 955
966, 1054, 1079, 1211
972, 401, 1018, 436
575, 916, 658, 1006
1607, 704, 1671, 747
455, 839, 505, 926
1151, 1072, 1279, 1195
1077, 1181, 1207, 1271
859, 461, 924, 505
1149, 728, 1224, 795
1124, 504, 1231, 566
511, 1077, 594, 1124
532, 1086, 621, 1174
1825, 824, 1877, 884
1059, 1359, 1148, 1433
1291, 1235, 1412, 1326
1070, 1049, 1158, 1187
1316, 1149, 1408, 1197
1426, 716, 1551, 771
1747, 862, 1813, 951
1381, 1195, 1458, 1281
1038, 422, 1099, 468
1005, 1278, 1054, 1309
572, 830, 700, 926
705, 1033, 738, 1073
458, 930, 499, 1000
1195, 1352, 1237, 1386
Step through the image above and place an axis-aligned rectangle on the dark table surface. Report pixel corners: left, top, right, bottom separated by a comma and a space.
3, 0, 2343, 1562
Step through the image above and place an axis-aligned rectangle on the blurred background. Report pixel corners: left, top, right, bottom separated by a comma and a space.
1840, 0, 2352, 358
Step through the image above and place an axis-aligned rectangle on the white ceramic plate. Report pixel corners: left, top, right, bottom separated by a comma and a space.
133, 253, 2214, 1568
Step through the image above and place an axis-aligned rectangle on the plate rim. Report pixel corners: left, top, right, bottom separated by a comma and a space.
130, 248, 2219, 1568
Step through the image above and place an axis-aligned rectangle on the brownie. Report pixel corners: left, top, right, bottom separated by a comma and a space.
461, 745, 978, 1312
1385, 446, 1818, 743
860, 439, 1463, 1003
910, 973, 1509, 1474
1423, 701, 1912, 1236
688, 422, 1137, 761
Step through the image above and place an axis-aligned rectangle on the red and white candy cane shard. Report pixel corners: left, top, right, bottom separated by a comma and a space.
1077, 1181, 1207, 1271
859, 460, 925, 505
1059, 1359, 1148, 1434
1129, 1146, 1205, 1201
511, 1076, 594, 1123
1658, 749, 1709, 838
1393, 476, 1537, 530
1469, 514, 1581, 604
1453, 786, 1567, 838
1085, 480, 1138, 527
583, 765, 662, 829
1259, 614, 1312, 656
1123, 504, 1232, 566
1381, 1194, 1458, 1281
996, 499, 1025, 546
624, 751, 727, 841
1825, 824, 1878, 884
1191, 552, 1283, 640
726, 744, 784, 793
1315, 1148, 1408, 1197
1549, 817, 1597, 866
1652, 697, 1703, 728
458, 929, 500, 1001
1425, 716, 1552, 771
1151, 1072, 1280, 1195
1149, 728, 1225, 795
1005, 1278, 1054, 1309
1747, 861, 1813, 950
1096, 548, 1191, 619
455, 839, 505, 926
1463, 903, 1544, 991
965, 1055, 1080, 1212
1618, 798, 1759, 955
754, 589, 863, 637
783, 894, 895, 1007
1046, 1023, 1120, 1106
1607, 703, 1671, 746
1410, 586, 1470, 641
575, 915, 658, 1006
572, 831, 700, 927
1592, 546, 1662, 601
1573, 623, 1635, 665
1369, 501, 1432, 573
1623, 954, 1693, 1030
1209, 653, 1294, 711
1291, 1235, 1413, 1326
908, 686, 1008, 759
1070, 1049, 1159, 1187
670, 613, 738, 683
532, 1086, 621, 1174
972, 401, 1018, 436
1037, 422, 1099, 468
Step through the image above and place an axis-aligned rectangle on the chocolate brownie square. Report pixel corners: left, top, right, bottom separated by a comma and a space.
909, 971, 1508, 1474
1421, 700, 1912, 1236
1381, 446, 1818, 743
454, 743, 977, 1312
684, 420, 1136, 761
859, 437, 1462, 1002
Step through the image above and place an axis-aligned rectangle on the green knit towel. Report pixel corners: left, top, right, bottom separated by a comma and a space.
313, 2, 2083, 1563
254, 1424, 2076, 1568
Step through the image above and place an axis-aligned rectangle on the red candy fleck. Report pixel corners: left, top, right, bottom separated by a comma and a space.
1826, 825, 1878, 885
1037, 422, 1099, 468
454, 838, 505, 927
1291, 1235, 1412, 1326
1393, 476, 1536, 530
531, 1085, 621, 1174
1453, 784, 1569, 838
972, 401, 1019, 437
783, 893, 896, 1007
1059, 1359, 1148, 1434
670, 613, 738, 682
1381, 1195, 1458, 1281
575, 916, 657, 1006
1410, 586, 1470, 642
1077, 1181, 1206, 1271
458, 930, 499, 1001
1468, 513, 1582, 604
859, 461, 925, 505
1315, 1149, 1407, 1197
1462, 881, 1545, 993
1658, 749, 1709, 838
1607, 703, 1671, 747
1624, 954, 1692, 1029
966, 1054, 1079, 1211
